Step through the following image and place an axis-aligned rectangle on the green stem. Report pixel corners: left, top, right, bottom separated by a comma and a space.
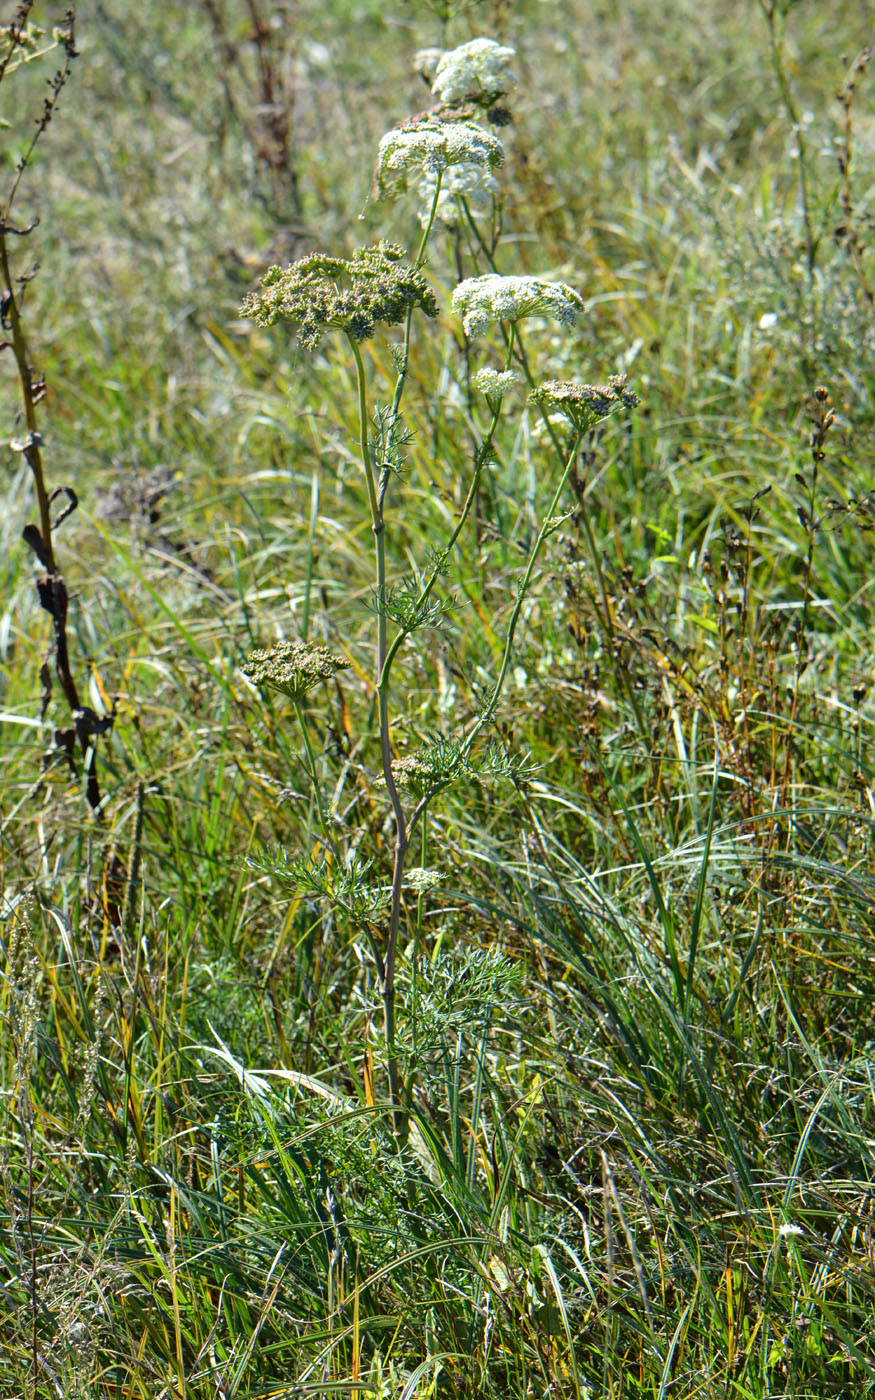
300, 471, 319, 642
411, 808, 428, 1058
348, 333, 407, 1130
347, 336, 381, 533
292, 697, 336, 858
377, 173, 443, 513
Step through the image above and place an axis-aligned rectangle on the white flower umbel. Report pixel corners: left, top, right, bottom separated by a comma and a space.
375, 120, 503, 201
417, 159, 499, 227
452, 274, 585, 338
432, 37, 516, 105
473, 367, 519, 401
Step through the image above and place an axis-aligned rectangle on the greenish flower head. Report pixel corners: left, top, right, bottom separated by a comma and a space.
241, 244, 439, 350
375, 120, 504, 202
431, 38, 517, 106
528, 376, 639, 433
451, 274, 584, 337
241, 641, 351, 701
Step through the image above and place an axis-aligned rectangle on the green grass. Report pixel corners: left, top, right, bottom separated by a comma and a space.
2, 0, 875, 1395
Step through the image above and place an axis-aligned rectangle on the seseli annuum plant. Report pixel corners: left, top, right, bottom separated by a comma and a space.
240, 35, 638, 1131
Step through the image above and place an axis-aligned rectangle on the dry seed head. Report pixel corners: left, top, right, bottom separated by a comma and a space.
242, 641, 351, 701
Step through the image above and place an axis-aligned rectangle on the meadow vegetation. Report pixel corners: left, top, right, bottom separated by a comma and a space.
2, 1, 875, 1395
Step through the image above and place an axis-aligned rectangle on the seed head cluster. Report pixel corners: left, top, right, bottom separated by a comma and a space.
528, 376, 640, 432
241, 642, 351, 701
241, 244, 439, 350
452, 273, 585, 337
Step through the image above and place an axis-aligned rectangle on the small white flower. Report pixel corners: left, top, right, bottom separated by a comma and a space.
417, 159, 499, 226
432, 37, 516, 105
758, 311, 779, 330
375, 121, 504, 201
451, 273, 584, 337
778, 1222, 803, 1238
473, 367, 519, 400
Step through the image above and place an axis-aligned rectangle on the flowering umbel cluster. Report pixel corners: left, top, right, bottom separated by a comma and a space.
241, 642, 351, 701
452, 274, 585, 337
241, 244, 439, 350
473, 367, 519, 402
430, 38, 517, 106
528, 376, 639, 432
375, 120, 504, 202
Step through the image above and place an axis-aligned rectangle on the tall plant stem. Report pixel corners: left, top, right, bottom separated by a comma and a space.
378, 173, 443, 513
293, 697, 337, 859
348, 335, 407, 1128
0, 237, 54, 569
345, 188, 446, 1131
379, 404, 501, 695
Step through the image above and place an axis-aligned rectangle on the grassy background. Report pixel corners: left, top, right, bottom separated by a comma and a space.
2, 0, 875, 1395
